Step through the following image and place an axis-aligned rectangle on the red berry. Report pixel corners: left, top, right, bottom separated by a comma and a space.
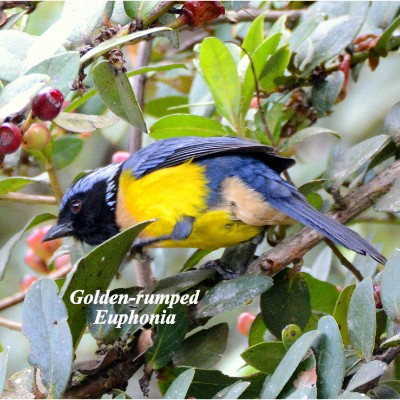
24, 248, 48, 274
250, 97, 259, 109
31, 87, 64, 121
236, 312, 256, 336
22, 123, 50, 150
54, 254, 72, 270
19, 274, 37, 291
27, 226, 62, 263
112, 151, 130, 164
182, 1, 225, 26
0, 122, 22, 154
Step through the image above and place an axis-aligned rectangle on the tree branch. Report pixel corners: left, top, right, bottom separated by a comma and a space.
0, 192, 57, 205
248, 160, 400, 276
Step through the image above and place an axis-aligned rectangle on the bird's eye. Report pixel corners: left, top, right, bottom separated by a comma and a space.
70, 199, 82, 214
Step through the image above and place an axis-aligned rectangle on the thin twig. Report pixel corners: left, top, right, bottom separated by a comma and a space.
0, 315, 21, 331
0, 192, 57, 205
324, 239, 363, 281
44, 158, 63, 203
0, 263, 72, 311
127, 40, 154, 289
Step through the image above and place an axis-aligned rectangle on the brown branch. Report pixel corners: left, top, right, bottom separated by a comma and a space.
0, 192, 57, 205
248, 160, 400, 276
0, 263, 72, 311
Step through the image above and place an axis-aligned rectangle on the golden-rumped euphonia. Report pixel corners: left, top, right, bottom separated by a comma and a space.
43, 136, 386, 264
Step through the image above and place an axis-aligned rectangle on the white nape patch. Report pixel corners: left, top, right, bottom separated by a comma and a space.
63, 163, 122, 209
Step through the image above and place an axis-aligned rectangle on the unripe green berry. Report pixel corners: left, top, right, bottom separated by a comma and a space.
282, 324, 302, 349
22, 123, 50, 150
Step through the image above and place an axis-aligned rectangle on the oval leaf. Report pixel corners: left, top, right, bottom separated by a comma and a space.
315, 316, 345, 398
261, 271, 311, 338
92, 60, 147, 132
200, 37, 241, 128
213, 381, 251, 399
22, 279, 73, 399
260, 330, 320, 399
381, 249, 400, 321
164, 368, 195, 400
196, 275, 273, 318
347, 277, 376, 359
173, 323, 229, 369
241, 341, 286, 374
333, 284, 356, 346
346, 360, 388, 392
150, 114, 227, 139
54, 112, 119, 133
0, 348, 9, 396
0, 176, 48, 195
52, 136, 84, 169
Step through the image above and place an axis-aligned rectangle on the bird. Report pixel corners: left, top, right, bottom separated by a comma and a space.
43, 136, 386, 265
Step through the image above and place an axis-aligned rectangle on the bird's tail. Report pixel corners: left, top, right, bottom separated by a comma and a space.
266, 192, 386, 265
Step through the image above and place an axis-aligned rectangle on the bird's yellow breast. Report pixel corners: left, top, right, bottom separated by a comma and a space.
115, 162, 262, 249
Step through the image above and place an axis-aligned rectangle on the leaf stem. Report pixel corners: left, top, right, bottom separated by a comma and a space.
0, 315, 21, 331
44, 156, 63, 203
0, 192, 57, 205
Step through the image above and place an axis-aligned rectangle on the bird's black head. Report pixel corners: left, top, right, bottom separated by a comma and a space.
43, 163, 122, 245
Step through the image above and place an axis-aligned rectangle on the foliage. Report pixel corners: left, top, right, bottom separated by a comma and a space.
0, 1, 399, 399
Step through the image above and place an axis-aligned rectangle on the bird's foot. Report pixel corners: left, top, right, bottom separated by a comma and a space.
200, 259, 240, 280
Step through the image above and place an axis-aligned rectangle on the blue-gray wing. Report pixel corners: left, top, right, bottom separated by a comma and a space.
122, 136, 294, 178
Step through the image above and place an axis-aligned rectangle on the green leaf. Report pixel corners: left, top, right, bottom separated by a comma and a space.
0, 176, 48, 195
213, 381, 251, 399
315, 316, 345, 398
289, 15, 321, 51
260, 330, 320, 399
23, 51, 80, 96
164, 368, 195, 400
0, 348, 9, 396
0, 30, 36, 81
173, 323, 228, 369
158, 367, 265, 399
52, 136, 84, 169
146, 96, 189, 117
22, 279, 73, 398
150, 114, 227, 139
338, 392, 370, 399
347, 277, 376, 359
346, 360, 388, 392
92, 60, 147, 132
375, 15, 400, 52
0, 73, 49, 123
61, 222, 150, 349
54, 112, 119, 133
0, 213, 56, 280
242, 14, 265, 56
249, 313, 267, 346
302, 16, 364, 74
374, 178, 400, 213
384, 101, 400, 137
261, 271, 311, 338
311, 71, 345, 116
241, 342, 286, 374
181, 249, 213, 272
123, 1, 163, 21
381, 331, 400, 348
303, 273, 340, 315
279, 126, 340, 153
369, 384, 400, 399
333, 284, 356, 346
326, 135, 392, 188
287, 387, 317, 399
0, 10, 28, 31
241, 33, 281, 114
200, 37, 241, 128
146, 303, 189, 370
196, 275, 273, 318
381, 250, 400, 321
259, 45, 291, 91
81, 26, 170, 65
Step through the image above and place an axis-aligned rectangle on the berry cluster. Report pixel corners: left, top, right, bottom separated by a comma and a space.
22, 225, 72, 290
0, 87, 63, 157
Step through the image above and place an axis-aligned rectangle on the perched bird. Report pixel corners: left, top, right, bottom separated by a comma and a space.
43, 136, 386, 265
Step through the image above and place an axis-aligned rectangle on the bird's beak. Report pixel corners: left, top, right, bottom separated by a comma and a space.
42, 222, 74, 242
